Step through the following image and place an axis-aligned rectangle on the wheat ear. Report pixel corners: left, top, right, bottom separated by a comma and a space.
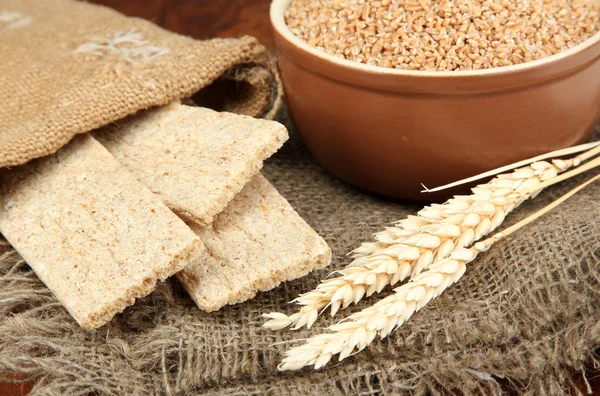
263, 148, 597, 331
277, 174, 600, 371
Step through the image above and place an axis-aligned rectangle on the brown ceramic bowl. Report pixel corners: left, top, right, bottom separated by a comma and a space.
270, 0, 600, 200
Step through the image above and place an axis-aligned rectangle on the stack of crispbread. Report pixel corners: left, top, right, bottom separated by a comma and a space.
0, 103, 331, 329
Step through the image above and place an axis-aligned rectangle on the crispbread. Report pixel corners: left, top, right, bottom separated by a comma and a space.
94, 103, 288, 226
177, 174, 332, 311
0, 135, 205, 329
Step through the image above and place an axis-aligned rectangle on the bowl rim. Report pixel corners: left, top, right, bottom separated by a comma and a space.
270, 0, 600, 79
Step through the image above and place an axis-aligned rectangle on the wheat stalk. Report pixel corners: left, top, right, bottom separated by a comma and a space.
264, 145, 599, 331
277, 174, 600, 371
421, 142, 600, 193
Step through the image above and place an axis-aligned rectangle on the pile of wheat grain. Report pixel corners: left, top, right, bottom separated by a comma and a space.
285, 0, 600, 71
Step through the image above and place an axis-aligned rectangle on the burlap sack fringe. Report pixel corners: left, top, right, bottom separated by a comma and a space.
1, 120, 598, 395
0, 0, 281, 168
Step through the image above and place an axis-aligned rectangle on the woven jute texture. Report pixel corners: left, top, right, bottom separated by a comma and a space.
0, 115, 599, 394
0, 0, 280, 168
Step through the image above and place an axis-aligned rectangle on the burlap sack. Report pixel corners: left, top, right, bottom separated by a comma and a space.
0, 0, 280, 168
1, 114, 598, 394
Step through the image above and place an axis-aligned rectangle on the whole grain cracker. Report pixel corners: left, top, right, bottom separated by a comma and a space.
0, 135, 205, 329
94, 103, 288, 226
177, 174, 332, 311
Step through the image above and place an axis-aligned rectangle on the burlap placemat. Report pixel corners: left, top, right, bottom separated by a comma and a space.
0, 0, 280, 168
0, 113, 598, 394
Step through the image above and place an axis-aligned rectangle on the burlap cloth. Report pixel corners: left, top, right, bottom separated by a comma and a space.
1, 0, 600, 395
0, 117, 597, 394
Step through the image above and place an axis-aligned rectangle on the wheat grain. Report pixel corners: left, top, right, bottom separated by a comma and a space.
263, 146, 600, 331
277, 174, 600, 371
285, 0, 600, 71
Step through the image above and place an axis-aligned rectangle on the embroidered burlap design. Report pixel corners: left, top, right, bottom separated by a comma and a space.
0, 116, 598, 394
0, 0, 280, 168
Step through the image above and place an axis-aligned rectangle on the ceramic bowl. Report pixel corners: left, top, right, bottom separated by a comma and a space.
270, 0, 600, 200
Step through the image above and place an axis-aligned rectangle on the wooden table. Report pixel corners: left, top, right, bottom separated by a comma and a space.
94, 0, 275, 49
2, 1, 599, 394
